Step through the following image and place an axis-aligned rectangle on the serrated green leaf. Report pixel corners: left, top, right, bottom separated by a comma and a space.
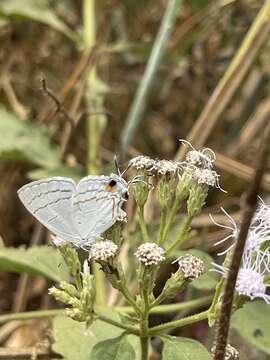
53, 314, 140, 360
232, 301, 270, 355
161, 335, 212, 360
0, 245, 69, 282
0, 0, 79, 42
91, 335, 136, 360
0, 106, 60, 169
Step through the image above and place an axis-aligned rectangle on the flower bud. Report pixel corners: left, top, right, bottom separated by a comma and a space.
135, 243, 165, 267
187, 183, 208, 217
58, 244, 81, 278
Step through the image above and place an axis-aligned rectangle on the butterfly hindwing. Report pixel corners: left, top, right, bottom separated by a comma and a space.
72, 175, 122, 243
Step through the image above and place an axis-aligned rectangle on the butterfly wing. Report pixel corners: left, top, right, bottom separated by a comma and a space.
72, 175, 123, 245
18, 177, 81, 243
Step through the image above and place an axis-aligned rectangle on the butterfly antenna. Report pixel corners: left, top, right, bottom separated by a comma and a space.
114, 155, 121, 176
121, 162, 132, 177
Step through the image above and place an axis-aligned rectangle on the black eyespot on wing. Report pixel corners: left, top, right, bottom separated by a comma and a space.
124, 192, 129, 200
109, 179, 117, 187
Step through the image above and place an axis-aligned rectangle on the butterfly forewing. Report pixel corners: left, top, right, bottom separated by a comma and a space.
18, 177, 80, 242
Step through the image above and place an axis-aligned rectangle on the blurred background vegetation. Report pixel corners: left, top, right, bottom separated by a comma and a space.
0, 0, 270, 359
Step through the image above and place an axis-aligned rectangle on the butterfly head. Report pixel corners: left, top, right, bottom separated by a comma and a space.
106, 173, 129, 200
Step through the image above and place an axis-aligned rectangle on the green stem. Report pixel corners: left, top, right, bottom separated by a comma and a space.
0, 309, 64, 324
149, 295, 212, 314
166, 215, 193, 255
161, 199, 182, 244
120, 284, 141, 314
140, 336, 149, 360
98, 314, 140, 335
120, 0, 183, 158
138, 206, 150, 243
148, 310, 209, 335
157, 207, 167, 244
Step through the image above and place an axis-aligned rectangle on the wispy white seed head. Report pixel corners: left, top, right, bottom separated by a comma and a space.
213, 250, 270, 303
235, 250, 270, 302
210, 208, 239, 256
135, 243, 165, 266
180, 139, 216, 169
175, 255, 204, 279
128, 156, 155, 170
51, 234, 68, 247
116, 209, 127, 223
150, 159, 181, 176
253, 197, 270, 228
186, 149, 215, 169
245, 227, 270, 252
89, 240, 118, 261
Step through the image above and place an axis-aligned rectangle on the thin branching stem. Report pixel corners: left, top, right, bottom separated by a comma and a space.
148, 310, 209, 335
166, 214, 193, 254
214, 123, 270, 360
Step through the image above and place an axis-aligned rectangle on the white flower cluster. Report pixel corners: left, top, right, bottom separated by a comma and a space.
150, 159, 181, 176
179, 139, 225, 192
89, 240, 118, 261
211, 199, 270, 303
135, 243, 165, 266
128, 156, 155, 170
175, 254, 204, 279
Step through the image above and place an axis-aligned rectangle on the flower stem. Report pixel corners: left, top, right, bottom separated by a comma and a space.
157, 207, 167, 244
148, 310, 209, 335
138, 206, 150, 243
166, 215, 193, 254
160, 200, 180, 244
98, 314, 140, 335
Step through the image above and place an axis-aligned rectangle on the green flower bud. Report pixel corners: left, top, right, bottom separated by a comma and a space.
59, 281, 80, 298
58, 244, 81, 278
187, 183, 208, 217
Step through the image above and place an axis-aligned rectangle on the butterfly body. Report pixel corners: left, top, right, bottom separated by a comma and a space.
17, 174, 129, 248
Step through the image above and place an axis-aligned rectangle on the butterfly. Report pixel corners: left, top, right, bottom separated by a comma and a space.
17, 173, 130, 249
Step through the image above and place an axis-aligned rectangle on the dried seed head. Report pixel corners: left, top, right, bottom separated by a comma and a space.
135, 243, 165, 266
128, 156, 155, 170
89, 240, 118, 262
175, 255, 204, 279
186, 149, 215, 169
150, 159, 181, 176
193, 168, 220, 187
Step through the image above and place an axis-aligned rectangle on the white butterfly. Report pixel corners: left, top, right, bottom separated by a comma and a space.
17, 173, 129, 249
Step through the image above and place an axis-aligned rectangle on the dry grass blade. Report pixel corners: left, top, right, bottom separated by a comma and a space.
175, 0, 270, 160
214, 123, 270, 360
215, 153, 270, 191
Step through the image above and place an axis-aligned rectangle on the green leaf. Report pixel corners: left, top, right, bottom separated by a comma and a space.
172, 249, 218, 290
232, 301, 270, 355
53, 314, 140, 360
91, 335, 136, 360
161, 335, 212, 360
0, 245, 69, 282
0, 0, 79, 42
53, 316, 96, 360
0, 106, 60, 169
